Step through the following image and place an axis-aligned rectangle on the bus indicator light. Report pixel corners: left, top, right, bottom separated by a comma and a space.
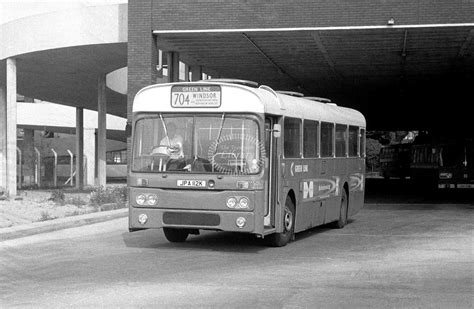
237, 181, 249, 189
208, 180, 215, 188
138, 214, 148, 225
236, 217, 246, 228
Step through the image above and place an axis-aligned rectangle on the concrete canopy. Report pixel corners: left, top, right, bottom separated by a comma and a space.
9, 43, 127, 117
0, 4, 128, 117
155, 25, 474, 131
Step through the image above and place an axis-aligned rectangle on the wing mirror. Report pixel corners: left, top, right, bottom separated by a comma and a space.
273, 124, 281, 138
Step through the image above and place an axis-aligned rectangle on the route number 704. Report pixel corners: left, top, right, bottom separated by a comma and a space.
173, 93, 190, 106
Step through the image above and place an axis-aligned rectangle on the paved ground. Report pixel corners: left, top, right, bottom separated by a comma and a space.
1, 199, 472, 308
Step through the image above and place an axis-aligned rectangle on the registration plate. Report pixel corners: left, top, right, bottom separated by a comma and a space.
171, 85, 221, 108
177, 180, 206, 187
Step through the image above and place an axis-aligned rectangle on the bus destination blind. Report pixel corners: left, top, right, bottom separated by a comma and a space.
171, 85, 221, 108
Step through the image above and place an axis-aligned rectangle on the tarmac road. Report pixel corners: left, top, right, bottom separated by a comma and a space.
1, 197, 472, 308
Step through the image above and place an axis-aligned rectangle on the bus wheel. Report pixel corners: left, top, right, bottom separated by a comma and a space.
163, 228, 189, 243
332, 189, 348, 229
266, 196, 295, 247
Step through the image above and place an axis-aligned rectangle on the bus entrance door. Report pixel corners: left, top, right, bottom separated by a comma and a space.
264, 118, 279, 230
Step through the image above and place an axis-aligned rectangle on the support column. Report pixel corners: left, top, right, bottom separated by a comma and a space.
184, 63, 190, 82
75, 107, 84, 190
190, 66, 203, 82
84, 128, 95, 186
5, 59, 17, 196
167, 52, 180, 82
97, 75, 107, 187
0, 84, 6, 194
22, 129, 35, 186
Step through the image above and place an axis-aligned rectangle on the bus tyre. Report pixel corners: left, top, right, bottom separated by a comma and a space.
163, 228, 189, 243
266, 196, 295, 247
332, 189, 348, 229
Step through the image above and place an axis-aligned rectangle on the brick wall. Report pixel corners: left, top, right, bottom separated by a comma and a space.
128, 0, 474, 102
151, 0, 474, 30
127, 0, 158, 118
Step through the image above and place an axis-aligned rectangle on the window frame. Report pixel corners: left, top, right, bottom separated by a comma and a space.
320, 121, 335, 158
303, 119, 319, 158
335, 123, 348, 158
283, 117, 302, 159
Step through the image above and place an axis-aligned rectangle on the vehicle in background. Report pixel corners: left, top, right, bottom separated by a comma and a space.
411, 139, 473, 189
379, 143, 411, 179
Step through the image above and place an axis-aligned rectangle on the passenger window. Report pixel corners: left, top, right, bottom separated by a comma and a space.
360, 129, 366, 157
348, 126, 359, 157
335, 124, 347, 157
303, 120, 318, 158
284, 117, 301, 158
320, 122, 334, 157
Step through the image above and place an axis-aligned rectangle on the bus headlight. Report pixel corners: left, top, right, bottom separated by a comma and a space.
136, 194, 147, 205
226, 197, 237, 208
147, 194, 158, 206
238, 197, 249, 209
439, 172, 453, 179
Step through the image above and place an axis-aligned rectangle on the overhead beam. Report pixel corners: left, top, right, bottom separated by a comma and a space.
242, 33, 304, 90
310, 31, 343, 80
458, 29, 474, 57
153, 23, 474, 35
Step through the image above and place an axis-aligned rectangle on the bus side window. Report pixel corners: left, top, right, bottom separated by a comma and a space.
360, 128, 366, 157
348, 126, 358, 157
320, 122, 334, 158
335, 124, 347, 157
303, 120, 318, 158
284, 117, 301, 158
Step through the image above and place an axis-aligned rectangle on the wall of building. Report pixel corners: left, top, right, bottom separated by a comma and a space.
150, 0, 473, 30
127, 0, 474, 106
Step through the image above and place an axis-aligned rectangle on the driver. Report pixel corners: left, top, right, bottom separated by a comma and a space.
152, 122, 184, 159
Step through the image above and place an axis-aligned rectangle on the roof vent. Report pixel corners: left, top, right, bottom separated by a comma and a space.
201, 78, 259, 88
304, 96, 332, 103
276, 91, 304, 97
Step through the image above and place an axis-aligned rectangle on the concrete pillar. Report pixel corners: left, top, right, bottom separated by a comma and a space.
75, 107, 84, 190
184, 63, 190, 82
0, 85, 6, 194
97, 75, 107, 187
22, 129, 35, 186
5, 59, 17, 196
167, 52, 180, 83
84, 128, 95, 186
190, 66, 203, 82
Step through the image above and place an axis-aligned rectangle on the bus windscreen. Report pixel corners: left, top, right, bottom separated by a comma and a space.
132, 114, 263, 174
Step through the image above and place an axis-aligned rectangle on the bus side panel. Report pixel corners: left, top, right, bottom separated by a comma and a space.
294, 158, 326, 233
324, 158, 340, 224
348, 157, 365, 217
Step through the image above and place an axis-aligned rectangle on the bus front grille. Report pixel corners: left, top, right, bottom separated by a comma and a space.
163, 212, 220, 227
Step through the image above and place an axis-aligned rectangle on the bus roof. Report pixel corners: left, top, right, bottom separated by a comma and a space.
133, 81, 366, 128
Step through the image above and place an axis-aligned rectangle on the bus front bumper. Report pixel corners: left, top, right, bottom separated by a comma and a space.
129, 207, 256, 233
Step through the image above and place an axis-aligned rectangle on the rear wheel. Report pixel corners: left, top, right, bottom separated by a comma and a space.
266, 196, 295, 247
332, 189, 348, 229
163, 228, 189, 243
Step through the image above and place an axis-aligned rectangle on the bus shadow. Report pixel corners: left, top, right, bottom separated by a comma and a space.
122, 229, 269, 253
293, 221, 351, 242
